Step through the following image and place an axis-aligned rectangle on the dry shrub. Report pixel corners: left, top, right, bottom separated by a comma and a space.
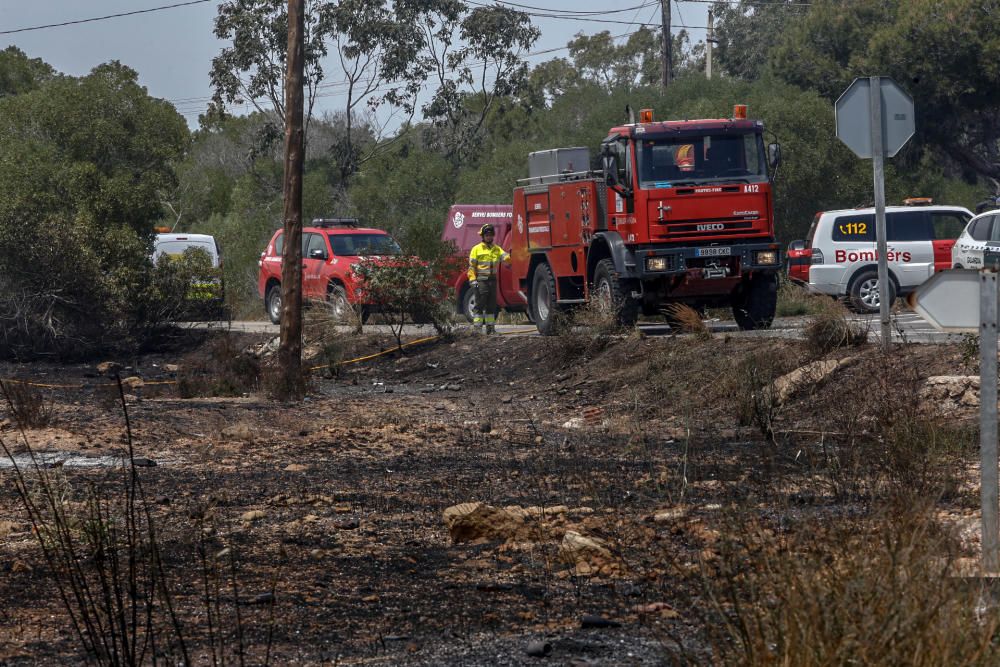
694, 508, 997, 666
176, 333, 260, 398
803, 351, 972, 501
2, 380, 54, 427
776, 279, 833, 317
731, 350, 786, 442
549, 301, 623, 364
663, 303, 709, 338
804, 299, 868, 356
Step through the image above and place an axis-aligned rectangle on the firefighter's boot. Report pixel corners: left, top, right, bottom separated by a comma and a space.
486, 325, 496, 335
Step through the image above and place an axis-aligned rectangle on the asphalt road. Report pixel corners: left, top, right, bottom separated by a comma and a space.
186, 309, 966, 344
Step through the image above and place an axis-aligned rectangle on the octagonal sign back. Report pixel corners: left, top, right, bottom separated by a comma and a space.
835, 77, 915, 159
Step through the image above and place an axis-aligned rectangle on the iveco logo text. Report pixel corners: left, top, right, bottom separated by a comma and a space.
696, 223, 725, 231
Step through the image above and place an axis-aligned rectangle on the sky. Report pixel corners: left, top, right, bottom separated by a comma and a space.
0, 0, 710, 128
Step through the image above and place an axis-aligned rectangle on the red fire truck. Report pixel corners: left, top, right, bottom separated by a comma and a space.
510, 105, 783, 334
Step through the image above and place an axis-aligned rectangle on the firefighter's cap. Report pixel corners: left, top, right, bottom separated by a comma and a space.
479, 224, 495, 236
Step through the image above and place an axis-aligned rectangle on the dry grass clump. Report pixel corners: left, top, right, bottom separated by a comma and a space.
796, 350, 973, 502
804, 299, 868, 356
176, 332, 261, 398
1, 380, 54, 427
549, 301, 623, 364
693, 509, 997, 666
775, 279, 834, 317
662, 303, 709, 338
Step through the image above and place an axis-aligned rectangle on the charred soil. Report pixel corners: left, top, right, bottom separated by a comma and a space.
0, 328, 987, 665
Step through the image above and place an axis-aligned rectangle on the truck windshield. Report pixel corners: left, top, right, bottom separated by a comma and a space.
327, 233, 402, 256
635, 132, 767, 186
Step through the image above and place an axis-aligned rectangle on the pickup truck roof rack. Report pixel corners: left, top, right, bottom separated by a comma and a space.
312, 218, 360, 228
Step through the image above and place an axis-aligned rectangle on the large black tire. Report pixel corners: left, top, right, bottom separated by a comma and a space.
531, 264, 561, 336
266, 284, 282, 324
733, 273, 778, 330
848, 269, 895, 314
592, 258, 638, 326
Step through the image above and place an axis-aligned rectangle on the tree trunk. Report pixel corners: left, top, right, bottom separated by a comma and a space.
277, 0, 306, 399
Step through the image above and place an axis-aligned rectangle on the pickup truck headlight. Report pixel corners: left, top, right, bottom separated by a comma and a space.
646, 257, 669, 272
754, 250, 779, 266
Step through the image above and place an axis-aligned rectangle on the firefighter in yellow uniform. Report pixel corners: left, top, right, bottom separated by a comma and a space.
468, 224, 510, 334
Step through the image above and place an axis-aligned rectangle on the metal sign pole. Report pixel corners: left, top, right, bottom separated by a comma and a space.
980, 270, 999, 572
869, 76, 892, 351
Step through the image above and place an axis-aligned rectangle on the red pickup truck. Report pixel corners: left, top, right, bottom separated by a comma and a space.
442, 204, 528, 321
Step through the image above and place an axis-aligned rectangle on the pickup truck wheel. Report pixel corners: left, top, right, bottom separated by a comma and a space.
531, 264, 561, 336
461, 285, 477, 323
593, 258, 638, 326
733, 273, 777, 330
266, 285, 282, 324
849, 269, 895, 314
327, 285, 351, 323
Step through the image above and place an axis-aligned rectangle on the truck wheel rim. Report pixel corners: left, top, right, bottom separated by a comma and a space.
537, 287, 550, 321
467, 291, 478, 317
331, 293, 347, 320
859, 278, 880, 309
270, 292, 281, 320
595, 278, 613, 314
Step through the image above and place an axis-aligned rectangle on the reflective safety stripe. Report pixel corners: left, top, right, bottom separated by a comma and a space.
473, 316, 484, 324
484, 314, 496, 324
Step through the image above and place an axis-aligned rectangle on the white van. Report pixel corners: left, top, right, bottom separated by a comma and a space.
153, 233, 225, 319
803, 202, 971, 312
153, 233, 222, 268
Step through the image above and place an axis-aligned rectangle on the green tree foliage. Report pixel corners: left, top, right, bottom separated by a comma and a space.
349, 141, 458, 257
711, 0, 808, 82
419, 5, 539, 163
0, 46, 54, 97
769, 0, 1000, 184
354, 254, 457, 348
0, 61, 188, 357
211, 0, 329, 127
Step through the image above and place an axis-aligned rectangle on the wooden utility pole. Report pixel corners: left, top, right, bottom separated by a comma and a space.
278, 0, 305, 398
660, 0, 672, 87
706, 9, 714, 80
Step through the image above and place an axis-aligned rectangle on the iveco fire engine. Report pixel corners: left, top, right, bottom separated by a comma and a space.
509, 105, 783, 334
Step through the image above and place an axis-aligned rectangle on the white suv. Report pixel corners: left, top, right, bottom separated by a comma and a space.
952, 208, 1000, 269
802, 202, 971, 312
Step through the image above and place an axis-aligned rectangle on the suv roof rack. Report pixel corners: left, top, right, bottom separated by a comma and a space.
312, 217, 359, 228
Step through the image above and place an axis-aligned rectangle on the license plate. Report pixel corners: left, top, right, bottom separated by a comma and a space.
697, 247, 731, 257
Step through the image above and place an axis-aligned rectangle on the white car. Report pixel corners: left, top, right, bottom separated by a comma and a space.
952, 209, 1000, 269
803, 201, 971, 313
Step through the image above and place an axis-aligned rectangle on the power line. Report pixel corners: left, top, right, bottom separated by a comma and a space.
0, 0, 215, 36
679, 0, 811, 6
473, 0, 659, 16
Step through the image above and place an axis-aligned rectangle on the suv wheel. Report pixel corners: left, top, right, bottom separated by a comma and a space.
849, 269, 895, 313
266, 284, 282, 324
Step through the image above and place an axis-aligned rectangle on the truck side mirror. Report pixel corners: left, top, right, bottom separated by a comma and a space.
603, 154, 618, 188
767, 142, 781, 169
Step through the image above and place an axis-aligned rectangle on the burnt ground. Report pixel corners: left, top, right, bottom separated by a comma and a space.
0, 327, 985, 665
